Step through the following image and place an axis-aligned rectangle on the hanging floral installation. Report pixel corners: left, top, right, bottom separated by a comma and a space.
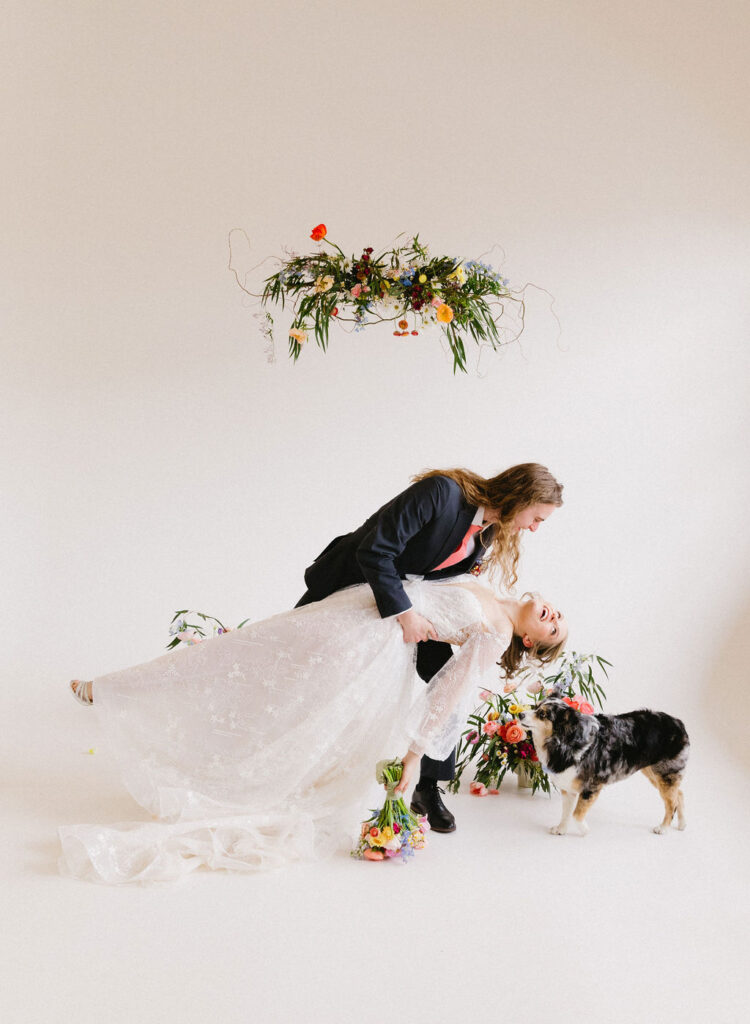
229, 223, 530, 373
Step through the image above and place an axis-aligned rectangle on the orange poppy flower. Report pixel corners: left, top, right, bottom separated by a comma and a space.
310, 224, 327, 241
436, 304, 454, 324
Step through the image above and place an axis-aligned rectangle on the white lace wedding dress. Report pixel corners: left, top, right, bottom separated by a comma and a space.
59, 580, 511, 884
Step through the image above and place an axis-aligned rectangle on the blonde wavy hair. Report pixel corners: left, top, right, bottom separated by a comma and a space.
500, 629, 567, 678
413, 463, 563, 589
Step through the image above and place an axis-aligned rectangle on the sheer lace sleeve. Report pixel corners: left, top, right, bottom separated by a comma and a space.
405, 628, 512, 761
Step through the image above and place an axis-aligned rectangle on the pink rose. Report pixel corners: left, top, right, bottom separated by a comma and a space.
431, 297, 443, 308
482, 721, 498, 736
351, 284, 363, 298
469, 781, 488, 797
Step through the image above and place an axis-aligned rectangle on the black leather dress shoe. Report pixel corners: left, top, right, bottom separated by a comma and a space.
410, 780, 456, 833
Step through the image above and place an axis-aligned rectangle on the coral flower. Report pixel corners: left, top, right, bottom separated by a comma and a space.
503, 681, 518, 695
288, 328, 307, 345
310, 223, 327, 241
482, 721, 498, 736
398, 319, 409, 330
578, 700, 595, 715
363, 848, 384, 861
469, 781, 488, 797
563, 697, 581, 711
504, 721, 526, 744
436, 304, 453, 323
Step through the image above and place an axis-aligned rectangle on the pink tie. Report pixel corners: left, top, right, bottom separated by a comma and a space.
433, 524, 482, 571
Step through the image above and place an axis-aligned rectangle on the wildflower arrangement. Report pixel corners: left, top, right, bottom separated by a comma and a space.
258, 224, 519, 373
448, 652, 611, 796
351, 759, 429, 862
166, 610, 252, 649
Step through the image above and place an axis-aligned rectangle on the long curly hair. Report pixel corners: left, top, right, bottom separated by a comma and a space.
499, 631, 566, 678
413, 463, 563, 590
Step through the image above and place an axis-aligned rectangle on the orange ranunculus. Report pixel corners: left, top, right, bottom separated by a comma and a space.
363, 848, 384, 861
504, 721, 526, 744
310, 223, 327, 241
436, 304, 454, 323
398, 319, 409, 330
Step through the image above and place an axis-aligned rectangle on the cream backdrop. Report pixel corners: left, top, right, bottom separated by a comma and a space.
3, 0, 749, 754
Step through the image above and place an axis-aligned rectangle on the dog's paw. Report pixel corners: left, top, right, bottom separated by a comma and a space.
549, 824, 567, 836
576, 820, 590, 837
677, 822, 687, 831
652, 825, 665, 835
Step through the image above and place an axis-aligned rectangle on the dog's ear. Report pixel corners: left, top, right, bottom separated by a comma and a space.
559, 706, 599, 749
575, 712, 600, 748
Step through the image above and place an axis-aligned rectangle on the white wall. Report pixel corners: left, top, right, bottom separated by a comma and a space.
3, 1, 749, 747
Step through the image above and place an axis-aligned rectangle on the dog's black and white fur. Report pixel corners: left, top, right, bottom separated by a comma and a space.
519, 697, 689, 836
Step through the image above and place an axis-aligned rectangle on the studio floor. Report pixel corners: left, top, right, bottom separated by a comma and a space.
2, 688, 747, 1024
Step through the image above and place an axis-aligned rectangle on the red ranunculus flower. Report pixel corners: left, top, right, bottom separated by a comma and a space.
310, 223, 327, 241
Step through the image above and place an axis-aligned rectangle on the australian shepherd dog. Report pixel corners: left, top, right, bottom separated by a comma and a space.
518, 697, 689, 836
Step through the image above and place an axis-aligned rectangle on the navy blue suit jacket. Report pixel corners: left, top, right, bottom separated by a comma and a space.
297, 476, 493, 618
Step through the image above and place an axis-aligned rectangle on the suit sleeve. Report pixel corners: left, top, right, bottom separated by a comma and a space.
355, 476, 456, 619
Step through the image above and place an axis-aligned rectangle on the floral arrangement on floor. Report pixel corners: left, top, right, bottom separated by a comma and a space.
233, 223, 523, 373
351, 759, 429, 863
448, 652, 611, 796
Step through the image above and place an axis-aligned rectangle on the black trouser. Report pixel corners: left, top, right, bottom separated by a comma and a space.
416, 639, 455, 782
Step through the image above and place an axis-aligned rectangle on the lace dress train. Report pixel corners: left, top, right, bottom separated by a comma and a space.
58, 581, 510, 884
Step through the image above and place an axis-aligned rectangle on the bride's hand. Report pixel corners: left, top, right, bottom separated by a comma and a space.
394, 749, 421, 795
396, 608, 438, 644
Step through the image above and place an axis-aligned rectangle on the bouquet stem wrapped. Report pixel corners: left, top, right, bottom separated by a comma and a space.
352, 760, 429, 862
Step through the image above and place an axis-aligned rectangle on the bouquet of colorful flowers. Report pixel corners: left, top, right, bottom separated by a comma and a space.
247, 224, 521, 373
351, 759, 430, 862
448, 652, 611, 796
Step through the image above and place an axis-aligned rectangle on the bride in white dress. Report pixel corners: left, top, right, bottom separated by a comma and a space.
61, 579, 566, 884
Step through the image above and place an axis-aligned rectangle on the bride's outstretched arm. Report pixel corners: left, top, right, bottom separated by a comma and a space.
404, 628, 512, 764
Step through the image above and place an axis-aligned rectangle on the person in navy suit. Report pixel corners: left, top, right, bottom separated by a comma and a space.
297, 463, 563, 832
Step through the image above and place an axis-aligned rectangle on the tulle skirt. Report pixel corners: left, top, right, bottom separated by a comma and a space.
59, 586, 423, 884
